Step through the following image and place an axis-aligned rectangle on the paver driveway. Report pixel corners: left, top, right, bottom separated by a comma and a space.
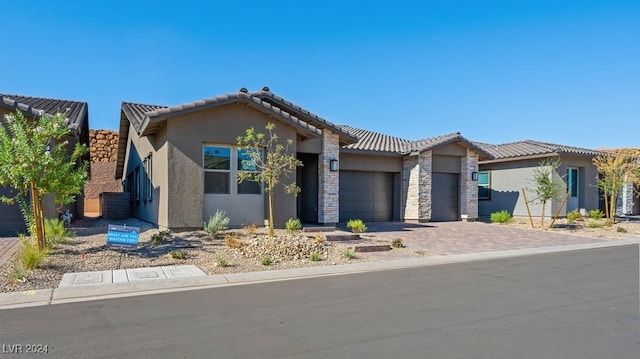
352, 221, 626, 260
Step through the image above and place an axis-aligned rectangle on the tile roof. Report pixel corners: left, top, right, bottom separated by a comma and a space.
121, 92, 323, 139
474, 140, 605, 160
339, 125, 409, 153
252, 90, 357, 143
406, 132, 494, 159
0, 94, 88, 133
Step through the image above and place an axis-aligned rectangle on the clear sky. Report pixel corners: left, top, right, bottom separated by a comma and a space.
2, 0, 638, 149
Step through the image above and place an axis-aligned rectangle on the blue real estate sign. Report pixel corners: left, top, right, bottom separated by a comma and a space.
106, 225, 140, 250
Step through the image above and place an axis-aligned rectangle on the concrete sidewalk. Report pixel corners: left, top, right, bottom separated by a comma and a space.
1, 238, 637, 310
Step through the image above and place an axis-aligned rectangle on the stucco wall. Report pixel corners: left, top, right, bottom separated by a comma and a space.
339, 153, 403, 172
166, 104, 300, 228
479, 156, 600, 219
124, 122, 168, 228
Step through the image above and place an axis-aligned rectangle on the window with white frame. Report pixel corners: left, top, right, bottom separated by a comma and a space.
203, 145, 263, 195
478, 171, 491, 200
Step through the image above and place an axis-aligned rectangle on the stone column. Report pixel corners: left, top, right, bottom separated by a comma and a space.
318, 129, 339, 224
460, 149, 479, 221
402, 151, 432, 222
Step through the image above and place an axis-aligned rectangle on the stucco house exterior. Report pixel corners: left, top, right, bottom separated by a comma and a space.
474, 140, 606, 220
116, 88, 492, 230
0, 94, 90, 235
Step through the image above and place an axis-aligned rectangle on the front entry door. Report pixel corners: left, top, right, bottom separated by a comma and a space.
567, 167, 579, 212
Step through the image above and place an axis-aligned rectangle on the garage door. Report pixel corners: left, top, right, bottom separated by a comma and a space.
0, 186, 26, 236
340, 171, 393, 222
431, 173, 459, 221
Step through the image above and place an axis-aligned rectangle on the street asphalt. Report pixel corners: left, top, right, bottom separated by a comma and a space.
0, 244, 637, 358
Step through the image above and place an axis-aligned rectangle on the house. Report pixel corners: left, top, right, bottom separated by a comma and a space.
474, 140, 605, 219
116, 87, 491, 230
0, 94, 90, 235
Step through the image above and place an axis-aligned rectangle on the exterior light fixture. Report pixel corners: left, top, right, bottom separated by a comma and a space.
471, 172, 478, 181
329, 159, 338, 172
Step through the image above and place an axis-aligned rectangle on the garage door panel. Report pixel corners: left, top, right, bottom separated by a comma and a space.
431, 173, 459, 221
340, 171, 393, 222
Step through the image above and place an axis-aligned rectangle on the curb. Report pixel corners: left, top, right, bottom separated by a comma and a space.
1, 238, 638, 309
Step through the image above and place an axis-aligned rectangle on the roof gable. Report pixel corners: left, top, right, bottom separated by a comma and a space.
475, 140, 605, 162
0, 94, 88, 134
407, 132, 493, 160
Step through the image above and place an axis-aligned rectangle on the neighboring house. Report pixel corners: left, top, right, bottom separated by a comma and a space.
0, 94, 90, 235
117, 87, 491, 230
474, 140, 605, 219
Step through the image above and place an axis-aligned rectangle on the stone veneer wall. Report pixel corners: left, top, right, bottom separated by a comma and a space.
619, 182, 636, 215
402, 151, 432, 222
89, 129, 118, 162
318, 129, 339, 224
460, 149, 479, 221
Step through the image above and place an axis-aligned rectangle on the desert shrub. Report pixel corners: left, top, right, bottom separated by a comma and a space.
391, 238, 405, 248
150, 230, 171, 246
204, 210, 230, 236
490, 210, 513, 224
285, 218, 302, 233
9, 262, 28, 284
216, 256, 228, 267
587, 219, 605, 228
342, 248, 356, 259
566, 209, 581, 224
309, 252, 320, 262
243, 223, 258, 235
44, 218, 72, 246
588, 209, 605, 220
169, 250, 184, 259
347, 219, 367, 233
261, 256, 272, 266
19, 236, 47, 270
224, 233, 242, 249
314, 233, 325, 244
616, 226, 628, 233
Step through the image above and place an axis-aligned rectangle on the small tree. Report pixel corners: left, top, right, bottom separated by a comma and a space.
529, 159, 564, 228
0, 110, 88, 249
237, 123, 302, 236
593, 149, 640, 222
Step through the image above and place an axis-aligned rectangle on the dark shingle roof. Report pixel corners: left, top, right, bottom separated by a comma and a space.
339, 125, 409, 154
0, 94, 88, 133
474, 140, 605, 160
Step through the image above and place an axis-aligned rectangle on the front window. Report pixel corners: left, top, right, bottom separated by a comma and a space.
237, 148, 262, 194
478, 171, 491, 200
203, 145, 262, 195
204, 146, 231, 194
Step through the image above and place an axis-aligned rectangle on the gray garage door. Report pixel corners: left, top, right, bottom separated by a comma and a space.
0, 186, 26, 236
340, 171, 393, 222
431, 173, 459, 221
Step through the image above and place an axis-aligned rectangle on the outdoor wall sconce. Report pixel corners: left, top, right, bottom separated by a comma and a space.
471, 171, 478, 181
329, 159, 338, 172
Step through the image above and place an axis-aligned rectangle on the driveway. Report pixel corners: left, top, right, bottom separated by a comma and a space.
350, 221, 625, 260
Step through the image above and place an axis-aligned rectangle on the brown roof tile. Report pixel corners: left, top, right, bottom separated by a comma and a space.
474, 140, 605, 160
339, 125, 408, 154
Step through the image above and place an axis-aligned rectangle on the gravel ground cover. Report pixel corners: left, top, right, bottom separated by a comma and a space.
0, 217, 379, 293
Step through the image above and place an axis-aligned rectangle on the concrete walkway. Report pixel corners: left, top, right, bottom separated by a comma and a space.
1, 238, 637, 310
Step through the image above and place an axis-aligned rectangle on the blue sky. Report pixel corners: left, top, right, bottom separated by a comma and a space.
2, 0, 638, 149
